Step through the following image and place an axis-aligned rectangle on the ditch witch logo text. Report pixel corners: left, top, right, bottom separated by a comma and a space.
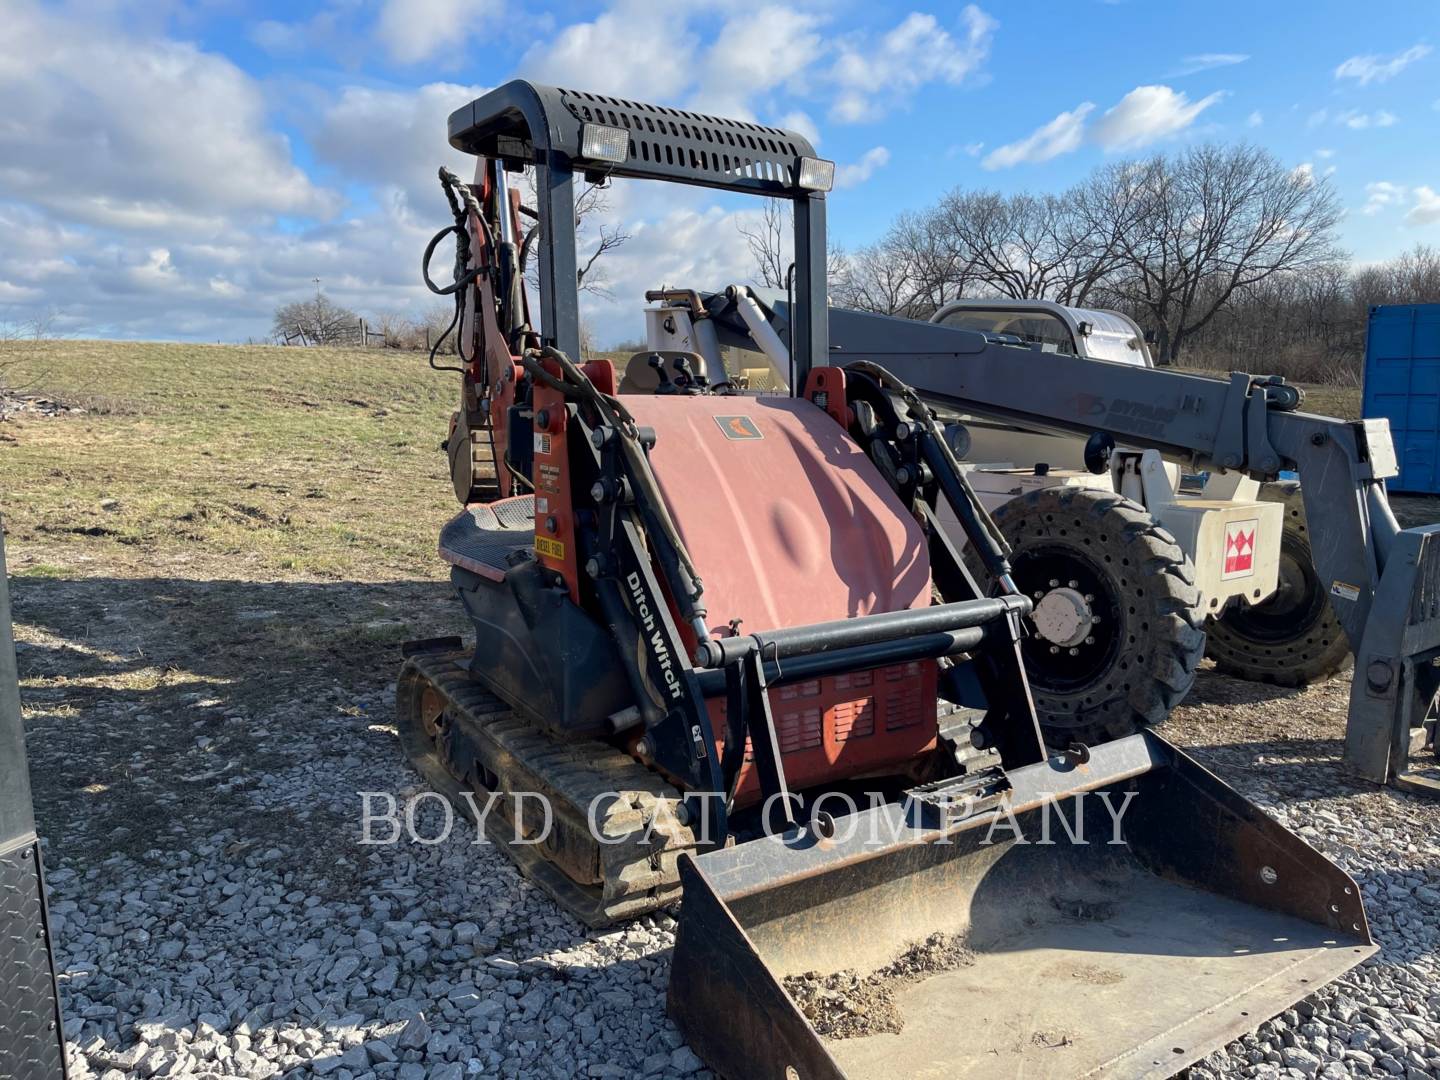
1074, 393, 1178, 439
627, 570, 684, 702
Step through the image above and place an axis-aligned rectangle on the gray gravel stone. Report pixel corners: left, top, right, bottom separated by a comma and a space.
36, 634, 1440, 1080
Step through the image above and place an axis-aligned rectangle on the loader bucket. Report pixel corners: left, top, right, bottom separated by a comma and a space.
668, 732, 1376, 1080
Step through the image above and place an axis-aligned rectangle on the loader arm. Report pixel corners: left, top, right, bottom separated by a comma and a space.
811, 305, 1440, 792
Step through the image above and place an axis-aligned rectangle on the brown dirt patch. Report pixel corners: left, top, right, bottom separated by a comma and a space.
782, 932, 975, 1039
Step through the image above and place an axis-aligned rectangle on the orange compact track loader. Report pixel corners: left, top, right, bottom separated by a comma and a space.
398, 80, 1376, 1078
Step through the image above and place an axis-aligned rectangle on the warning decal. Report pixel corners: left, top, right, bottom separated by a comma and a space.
1331, 580, 1361, 603
1222, 519, 1258, 580
714, 415, 763, 440
535, 536, 566, 560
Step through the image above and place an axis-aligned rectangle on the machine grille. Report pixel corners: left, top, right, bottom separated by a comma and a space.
559, 89, 806, 193
832, 698, 876, 742
882, 663, 928, 731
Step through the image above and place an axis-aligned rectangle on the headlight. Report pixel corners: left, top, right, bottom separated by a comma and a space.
797, 156, 835, 192
580, 122, 629, 164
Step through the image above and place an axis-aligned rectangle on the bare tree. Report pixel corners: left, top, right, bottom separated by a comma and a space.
368, 310, 415, 348
273, 291, 359, 346
573, 181, 630, 296
883, 208, 978, 315
1096, 145, 1342, 364
417, 303, 461, 354
739, 200, 791, 289
520, 174, 631, 298
831, 232, 928, 317
0, 307, 59, 343
1355, 244, 1440, 308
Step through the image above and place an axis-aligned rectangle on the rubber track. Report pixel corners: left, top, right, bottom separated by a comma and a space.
396, 651, 695, 927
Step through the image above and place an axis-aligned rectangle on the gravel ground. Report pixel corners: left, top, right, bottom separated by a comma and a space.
1171, 673, 1440, 1080
14, 572, 1440, 1080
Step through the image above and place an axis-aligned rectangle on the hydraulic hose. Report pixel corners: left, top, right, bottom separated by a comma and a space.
846, 360, 1018, 594
421, 167, 496, 374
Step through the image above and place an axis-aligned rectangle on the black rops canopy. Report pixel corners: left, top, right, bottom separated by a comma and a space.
446, 79, 828, 381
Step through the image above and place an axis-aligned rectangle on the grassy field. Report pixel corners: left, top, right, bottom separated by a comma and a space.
2, 338, 461, 581
1, 339, 1367, 584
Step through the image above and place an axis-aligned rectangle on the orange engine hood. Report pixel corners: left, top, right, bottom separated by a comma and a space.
621, 395, 931, 635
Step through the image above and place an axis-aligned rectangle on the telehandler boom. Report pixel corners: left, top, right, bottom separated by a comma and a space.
690, 296, 1440, 793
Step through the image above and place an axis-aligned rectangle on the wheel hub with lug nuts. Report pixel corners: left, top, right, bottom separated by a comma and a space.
1032, 583, 1097, 651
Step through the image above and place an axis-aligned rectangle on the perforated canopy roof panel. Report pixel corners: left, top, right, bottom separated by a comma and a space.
447, 80, 823, 197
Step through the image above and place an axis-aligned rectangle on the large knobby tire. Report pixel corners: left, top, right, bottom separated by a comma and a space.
967, 487, 1206, 746
1204, 480, 1351, 687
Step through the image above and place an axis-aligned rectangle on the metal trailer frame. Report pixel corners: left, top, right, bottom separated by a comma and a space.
814, 306, 1440, 793
0, 530, 69, 1079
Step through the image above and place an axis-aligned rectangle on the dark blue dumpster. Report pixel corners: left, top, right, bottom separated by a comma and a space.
1362, 303, 1440, 495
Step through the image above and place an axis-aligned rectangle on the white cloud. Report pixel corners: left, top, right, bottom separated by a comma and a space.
0, 2, 329, 231
834, 147, 891, 189
1316, 147, 1336, 159
1172, 53, 1249, 76
309, 82, 488, 211
1292, 163, 1315, 186
1409, 186, 1440, 226
983, 83, 1222, 170
779, 111, 821, 147
1309, 107, 1400, 130
516, 3, 995, 131
376, 0, 502, 65
519, 0, 699, 102
1335, 44, 1432, 85
249, 3, 364, 59
1091, 85, 1224, 151
1363, 181, 1407, 215
0, 3, 477, 342
1247, 110, 1264, 127
829, 6, 997, 122
1340, 108, 1399, 129
249, 19, 307, 54
982, 103, 1094, 169
694, 7, 825, 118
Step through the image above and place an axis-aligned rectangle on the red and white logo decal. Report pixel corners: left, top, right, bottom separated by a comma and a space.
1222, 519, 1258, 580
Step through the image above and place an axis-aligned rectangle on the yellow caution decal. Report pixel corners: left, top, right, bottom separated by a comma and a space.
535, 535, 566, 559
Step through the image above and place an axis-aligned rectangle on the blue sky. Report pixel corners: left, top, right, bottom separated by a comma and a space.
0, 0, 1436, 345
